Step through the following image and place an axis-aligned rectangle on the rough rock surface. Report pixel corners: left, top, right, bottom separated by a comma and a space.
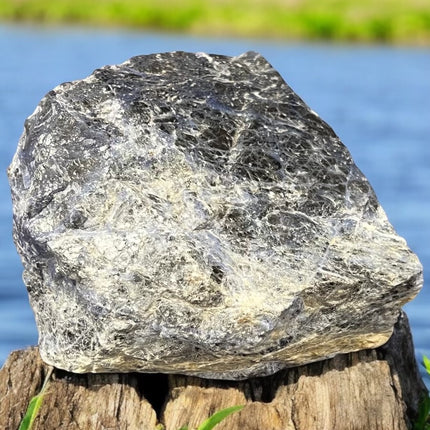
8, 51, 423, 379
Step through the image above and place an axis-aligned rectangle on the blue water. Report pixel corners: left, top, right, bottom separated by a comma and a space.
1, 24, 429, 382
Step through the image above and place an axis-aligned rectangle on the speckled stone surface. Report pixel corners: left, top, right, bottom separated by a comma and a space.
8, 51, 423, 379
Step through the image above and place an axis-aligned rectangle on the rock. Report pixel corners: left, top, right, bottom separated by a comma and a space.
8, 51, 423, 379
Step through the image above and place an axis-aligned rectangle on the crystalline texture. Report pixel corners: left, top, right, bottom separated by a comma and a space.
8, 51, 423, 379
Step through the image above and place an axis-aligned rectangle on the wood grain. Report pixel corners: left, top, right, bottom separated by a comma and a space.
1, 312, 427, 430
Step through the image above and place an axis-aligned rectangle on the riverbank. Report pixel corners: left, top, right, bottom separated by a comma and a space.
1, 0, 430, 45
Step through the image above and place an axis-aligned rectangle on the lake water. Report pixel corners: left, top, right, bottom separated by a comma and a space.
0, 24, 429, 383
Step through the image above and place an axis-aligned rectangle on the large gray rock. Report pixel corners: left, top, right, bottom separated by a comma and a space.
8, 51, 423, 379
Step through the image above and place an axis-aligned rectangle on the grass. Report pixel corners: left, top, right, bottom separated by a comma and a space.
414, 356, 430, 430
18, 367, 53, 430
1, 0, 430, 44
177, 405, 244, 430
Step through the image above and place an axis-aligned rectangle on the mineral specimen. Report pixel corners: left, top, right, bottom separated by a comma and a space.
8, 51, 423, 379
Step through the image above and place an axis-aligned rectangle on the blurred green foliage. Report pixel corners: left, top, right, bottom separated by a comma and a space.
414, 356, 430, 430
1, 0, 430, 44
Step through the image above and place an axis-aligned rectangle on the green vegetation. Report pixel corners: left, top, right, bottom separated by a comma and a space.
155, 405, 244, 430
19, 367, 53, 430
415, 356, 430, 430
178, 405, 244, 430
1, 0, 430, 44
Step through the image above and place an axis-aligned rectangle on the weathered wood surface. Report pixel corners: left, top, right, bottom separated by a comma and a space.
0, 312, 427, 430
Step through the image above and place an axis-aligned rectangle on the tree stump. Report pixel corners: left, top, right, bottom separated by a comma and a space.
0, 312, 427, 430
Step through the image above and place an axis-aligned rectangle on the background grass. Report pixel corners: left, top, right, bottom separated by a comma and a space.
1, 0, 430, 44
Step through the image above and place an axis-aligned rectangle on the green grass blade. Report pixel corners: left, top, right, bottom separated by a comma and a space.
18, 366, 53, 430
423, 355, 430, 376
197, 405, 244, 430
415, 397, 430, 429
18, 394, 45, 430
